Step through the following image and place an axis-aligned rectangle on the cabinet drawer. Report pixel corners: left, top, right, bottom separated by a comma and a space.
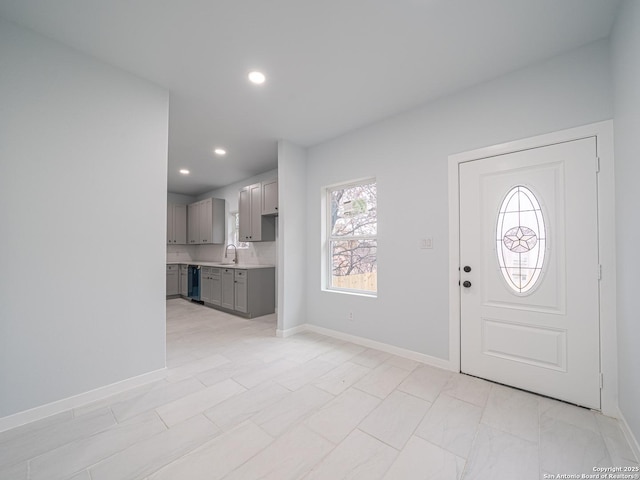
234, 269, 247, 279
201, 267, 212, 274
179, 264, 188, 272
167, 265, 178, 272
211, 268, 221, 276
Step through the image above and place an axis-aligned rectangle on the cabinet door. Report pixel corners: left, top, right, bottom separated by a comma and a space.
234, 270, 248, 313
201, 269, 212, 303
188, 202, 200, 244
167, 204, 174, 244
179, 267, 188, 296
211, 272, 222, 306
166, 265, 179, 296
221, 269, 235, 309
249, 183, 262, 241
262, 179, 278, 215
199, 198, 213, 243
238, 186, 252, 241
174, 204, 187, 245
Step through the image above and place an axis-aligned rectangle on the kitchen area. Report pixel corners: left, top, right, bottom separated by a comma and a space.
166, 170, 278, 319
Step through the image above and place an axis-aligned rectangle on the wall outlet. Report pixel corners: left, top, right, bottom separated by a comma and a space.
348, 312, 354, 321
420, 237, 433, 249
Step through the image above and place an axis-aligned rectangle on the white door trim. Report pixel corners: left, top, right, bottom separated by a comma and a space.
448, 120, 617, 416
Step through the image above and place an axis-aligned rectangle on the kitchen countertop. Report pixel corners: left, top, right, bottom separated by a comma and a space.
166, 261, 274, 270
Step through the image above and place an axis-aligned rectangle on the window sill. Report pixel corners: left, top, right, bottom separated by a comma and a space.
322, 288, 377, 298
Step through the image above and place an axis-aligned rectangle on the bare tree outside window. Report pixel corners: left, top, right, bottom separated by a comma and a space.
327, 180, 377, 294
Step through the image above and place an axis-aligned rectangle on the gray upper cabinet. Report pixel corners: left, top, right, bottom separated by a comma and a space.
261, 178, 278, 215
167, 203, 187, 245
187, 202, 199, 244
188, 197, 225, 244
239, 182, 275, 242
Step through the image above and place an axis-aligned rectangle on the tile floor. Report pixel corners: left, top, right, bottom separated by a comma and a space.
1, 298, 637, 480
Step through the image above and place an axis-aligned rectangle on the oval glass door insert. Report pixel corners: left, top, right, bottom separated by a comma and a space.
496, 185, 547, 294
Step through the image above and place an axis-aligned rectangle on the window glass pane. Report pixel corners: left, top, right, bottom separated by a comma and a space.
496, 185, 546, 294
330, 239, 377, 293
330, 182, 377, 237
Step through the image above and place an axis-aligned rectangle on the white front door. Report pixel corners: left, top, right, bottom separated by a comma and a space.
459, 137, 601, 409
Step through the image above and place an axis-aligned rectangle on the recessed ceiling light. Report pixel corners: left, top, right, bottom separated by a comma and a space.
214, 148, 226, 156
179, 169, 190, 175
248, 71, 266, 85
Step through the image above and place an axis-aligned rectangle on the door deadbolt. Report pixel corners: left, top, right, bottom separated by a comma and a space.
463, 266, 471, 273
463, 280, 472, 288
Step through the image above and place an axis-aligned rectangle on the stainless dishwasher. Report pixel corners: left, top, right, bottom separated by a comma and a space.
187, 265, 201, 301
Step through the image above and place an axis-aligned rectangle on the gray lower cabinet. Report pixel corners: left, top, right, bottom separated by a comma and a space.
202, 267, 222, 306
173, 264, 275, 318
234, 269, 248, 313
179, 264, 188, 296
221, 268, 235, 310
211, 270, 222, 305
201, 267, 213, 303
166, 265, 179, 297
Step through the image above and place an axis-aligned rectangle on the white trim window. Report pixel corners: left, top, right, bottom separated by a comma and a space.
326, 178, 377, 295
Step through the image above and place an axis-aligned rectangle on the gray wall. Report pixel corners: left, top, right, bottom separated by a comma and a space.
0, 19, 169, 418
611, 0, 640, 448
277, 141, 308, 333
304, 39, 613, 360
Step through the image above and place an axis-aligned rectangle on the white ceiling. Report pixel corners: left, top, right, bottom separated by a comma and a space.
0, 0, 621, 195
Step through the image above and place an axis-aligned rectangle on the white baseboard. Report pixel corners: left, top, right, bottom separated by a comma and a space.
281, 323, 452, 371
0, 367, 167, 433
276, 324, 307, 338
617, 408, 640, 463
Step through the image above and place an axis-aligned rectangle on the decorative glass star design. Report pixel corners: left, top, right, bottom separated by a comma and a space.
503, 226, 538, 253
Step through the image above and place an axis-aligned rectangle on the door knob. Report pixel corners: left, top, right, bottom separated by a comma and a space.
463, 266, 472, 273
463, 280, 472, 288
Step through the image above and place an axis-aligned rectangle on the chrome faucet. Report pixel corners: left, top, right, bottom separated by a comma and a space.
225, 244, 238, 264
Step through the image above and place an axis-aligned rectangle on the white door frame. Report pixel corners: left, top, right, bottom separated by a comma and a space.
447, 120, 617, 416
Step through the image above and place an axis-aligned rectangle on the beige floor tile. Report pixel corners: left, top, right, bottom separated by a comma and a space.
441, 374, 492, 407
204, 380, 290, 430
89, 414, 219, 480
110, 377, 205, 423
252, 385, 334, 436
315, 361, 371, 395
383, 436, 465, 480
397, 364, 452, 402
464, 425, 538, 480
0, 461, 27, 480
354, 363, 412, 399
306, 388, 380, 444
148, 421, 273, 480
224, 424, 334, 480
540, 415, 612, 474
415, 394, 482, 459
156, 378, 246, 427
303, 429, 398, 480
351, 348, 392, 368
0, 299, 635, 480
481, 385, 539, 442
165, 353, 231, 382
29, 411, 166, 480
359, 390, 431, 449
0, 408, 116, 468
273, 358, 336, 391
